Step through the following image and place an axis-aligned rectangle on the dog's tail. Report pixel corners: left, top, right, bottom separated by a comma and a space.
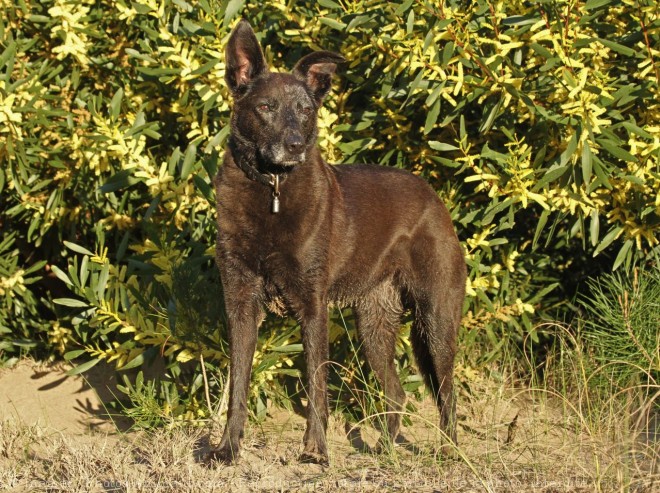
409, 296, 459, 445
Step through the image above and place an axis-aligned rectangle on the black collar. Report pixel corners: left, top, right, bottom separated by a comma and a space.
234, 151, 275, 187
230, 138, 286, 213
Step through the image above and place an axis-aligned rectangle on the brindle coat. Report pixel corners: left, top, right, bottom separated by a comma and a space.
209, 20, 466, 465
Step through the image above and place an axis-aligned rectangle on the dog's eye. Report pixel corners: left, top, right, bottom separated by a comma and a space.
301, 106, 313, 116
256, 103, 271, 112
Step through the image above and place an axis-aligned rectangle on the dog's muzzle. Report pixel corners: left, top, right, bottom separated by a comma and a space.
267, 143, 305, 166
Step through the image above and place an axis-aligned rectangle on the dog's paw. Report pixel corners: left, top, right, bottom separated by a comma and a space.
298, 450, 329, 466
204, 447, 239, 466
299, 439, 329, 465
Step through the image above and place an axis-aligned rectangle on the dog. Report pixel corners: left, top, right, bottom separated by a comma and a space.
209, 19, 466, 465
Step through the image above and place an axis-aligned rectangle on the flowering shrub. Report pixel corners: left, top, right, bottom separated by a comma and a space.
0, 0, 657, 420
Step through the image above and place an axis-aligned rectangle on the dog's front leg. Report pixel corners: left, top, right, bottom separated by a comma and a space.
299, 300, 330, 464
207, 283, 264, 465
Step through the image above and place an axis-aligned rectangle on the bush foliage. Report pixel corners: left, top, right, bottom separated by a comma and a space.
1, 0, 658, 421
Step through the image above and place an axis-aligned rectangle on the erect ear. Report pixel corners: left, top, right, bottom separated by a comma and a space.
293, 51, 345, 103
225, 19, 267, 95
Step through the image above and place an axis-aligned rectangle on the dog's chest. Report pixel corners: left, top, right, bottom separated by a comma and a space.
218, 192, 329, 275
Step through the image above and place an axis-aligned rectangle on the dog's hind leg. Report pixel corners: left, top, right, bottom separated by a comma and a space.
354, 282, 406, 448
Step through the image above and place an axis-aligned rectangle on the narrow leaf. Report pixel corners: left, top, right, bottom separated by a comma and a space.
581, 142, 593, 184
424, 99, 441, 135
181, 143, 197, 179
63, 241, 94, 256
612, 239, 633, 271
53, 298, 89, 308
66, 358, 102, 375
64, 349, 86, 361
51, 265, 72, 285
532, 209, 550, 249
318, 17, 346, 30
594, 226, 622, 256
590, 209, 600, 247
110, 87, 123, 121
96, 261, 110, 300
223, 0, 245, 26
429, 141, 459, 152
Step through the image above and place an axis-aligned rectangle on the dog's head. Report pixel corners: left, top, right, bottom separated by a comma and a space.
225, 20, 344, 168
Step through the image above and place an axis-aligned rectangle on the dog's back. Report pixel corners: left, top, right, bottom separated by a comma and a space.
326, 164, 463, 304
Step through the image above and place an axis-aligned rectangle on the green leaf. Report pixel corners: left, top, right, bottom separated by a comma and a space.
193, 175, 214, 204
590, 209, 600, 247
584, 0, 613, 9
50, 265, 72, 285
66, 358, 102, 376
502, 15, 539, 26
428, 141, 459, 152
560, 132, 578, 167
80, 255, 89, 288
223, 0, 245, 26
318, 0, 341, 8
269, 344, 303, 353
479, 98, 502, 134
594, 226, 622, 256
598, 138, 637, 163
96, 261, 110, 300
528, 282, 560, 303
406, 10, 415, 35
597, 38, 635, 57
592, 155, 612, 189
64, 349, 86, 361
109, 87, 123, 121
121, 351, 146, 370
181, 143, 197, 179
442, 41, 454, 67
0, 41, 16, 68
63, 241, 94, 256
424, 99, 441, 135
100, 169, 138, 193
318, 17, 346, 31
536, 164, 569, 189
532, 209, 551, 249
23, 260, 47, 276
53, 298, 89, 308
581, 141, 593, 184
612, 239, 633, 271
395, 0, 415, 15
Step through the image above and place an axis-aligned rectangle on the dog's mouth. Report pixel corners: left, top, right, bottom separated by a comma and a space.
263, 147, 306, 167
276, 159, 304, 166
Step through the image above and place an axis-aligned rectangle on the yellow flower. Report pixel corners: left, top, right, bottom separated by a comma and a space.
0, 93, 23, 140
48, 0, 92, 65
0, 269, 26, 296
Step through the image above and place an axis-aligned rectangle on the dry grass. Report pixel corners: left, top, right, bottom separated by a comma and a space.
1, 365, 657, 493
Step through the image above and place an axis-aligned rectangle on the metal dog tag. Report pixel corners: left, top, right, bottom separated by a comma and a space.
270, 174, 281, 213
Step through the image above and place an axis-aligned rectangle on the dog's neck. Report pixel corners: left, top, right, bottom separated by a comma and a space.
228, 136, 292, 213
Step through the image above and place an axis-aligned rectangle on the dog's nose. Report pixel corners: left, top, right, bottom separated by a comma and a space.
285, 135, 304, 155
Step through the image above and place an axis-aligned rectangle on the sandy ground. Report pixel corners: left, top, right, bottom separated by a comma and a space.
0, 360, 657, 492
0, 360, 119, 435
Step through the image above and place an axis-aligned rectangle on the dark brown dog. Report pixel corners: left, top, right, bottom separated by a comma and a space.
210, 19, 466, 465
